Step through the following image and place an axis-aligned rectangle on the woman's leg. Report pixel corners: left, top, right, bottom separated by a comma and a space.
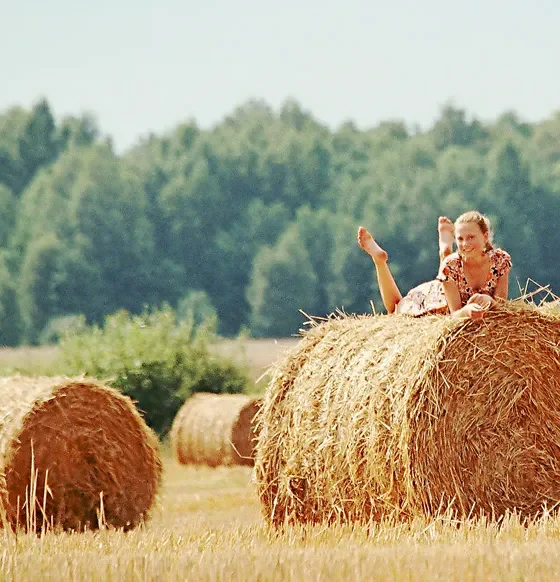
357, 227, 402, 314
438, 216, 454, 261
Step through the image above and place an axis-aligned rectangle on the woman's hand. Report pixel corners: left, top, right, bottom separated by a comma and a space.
453, 301, 489, 320
467, 293, 494, 311
453, 293, 493, 319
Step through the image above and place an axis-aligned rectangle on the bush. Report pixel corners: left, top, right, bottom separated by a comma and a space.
38, 314, 86, 345
57, 304, 249, 436
176, 290, 217, 329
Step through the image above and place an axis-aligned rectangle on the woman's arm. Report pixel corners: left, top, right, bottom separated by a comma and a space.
467, 272, 509, 311
494, 272, 509, 301
442, 281, 486, 319
442, 280, 462, 314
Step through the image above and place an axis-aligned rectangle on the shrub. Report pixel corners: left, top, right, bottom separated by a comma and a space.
38, 314, 86, 345
57, 304, 249, 436
176, 290, 217, 329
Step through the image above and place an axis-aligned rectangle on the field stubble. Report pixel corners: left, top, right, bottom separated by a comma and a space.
2, 457, 560, 581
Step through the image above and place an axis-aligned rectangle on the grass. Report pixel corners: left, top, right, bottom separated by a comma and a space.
3, 456, 560, 581
0, 345, 60, 376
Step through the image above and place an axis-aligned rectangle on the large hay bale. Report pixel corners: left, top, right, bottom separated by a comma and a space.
0, 377, 162, 532
255, 304, 560, 526
170, 393, 261, 467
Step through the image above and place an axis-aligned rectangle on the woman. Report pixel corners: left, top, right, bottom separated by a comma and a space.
357, 211, 512, 319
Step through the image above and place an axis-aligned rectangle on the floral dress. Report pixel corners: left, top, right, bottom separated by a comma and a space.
395, 249, 512, 317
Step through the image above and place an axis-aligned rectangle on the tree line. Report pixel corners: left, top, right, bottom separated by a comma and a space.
0, 98, 558, 345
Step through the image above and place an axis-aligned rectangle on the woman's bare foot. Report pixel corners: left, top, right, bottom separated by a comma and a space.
357, 226, 388, 264
438, 216, 454, 259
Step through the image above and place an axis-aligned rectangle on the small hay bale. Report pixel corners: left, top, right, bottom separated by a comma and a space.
255, 304, 560, 526
0, 377, 162, 532
170, 393, 261, 467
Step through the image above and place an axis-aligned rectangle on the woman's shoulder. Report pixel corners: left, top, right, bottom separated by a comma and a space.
437, 252, 463, 282
488, 248, 513, 272
488, 248, 512, 264
441, 252, 462, 268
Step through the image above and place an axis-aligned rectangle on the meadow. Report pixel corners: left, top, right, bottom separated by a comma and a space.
2, 341, 560, 581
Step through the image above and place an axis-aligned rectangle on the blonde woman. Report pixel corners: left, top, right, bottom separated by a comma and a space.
358, 211, 512, 319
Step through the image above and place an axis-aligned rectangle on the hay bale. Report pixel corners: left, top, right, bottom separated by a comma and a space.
170, 393, 261, 467
0, 377, 162, 532
255, 304, 560, 526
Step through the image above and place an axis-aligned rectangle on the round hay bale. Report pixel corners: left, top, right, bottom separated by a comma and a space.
170, 393, 262, 467
255, 304, 560, 526
0, 377, 162, 532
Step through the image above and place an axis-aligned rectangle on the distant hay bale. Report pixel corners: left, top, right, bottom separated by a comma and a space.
170, 393, 261, 467
255, 304, 560, 526
0, 377, 162, 532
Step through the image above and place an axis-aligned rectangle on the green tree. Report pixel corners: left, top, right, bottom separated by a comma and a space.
0, 147, 23, 194
247, 225, 318, 337
324, 213, 377, 315
294, 206, 340, 316
0, 106, 30, 194
482, 141, 540, 293
49, 236, 105, 320
434, 146, 486, 211
18, 99, 58, 186
212, 200, 290, 335
57, 113, 99, 150
176, 290, 217, 329
431, 104, 488, 150
279, 99, 315, 131
331, 121, 371, 183
526, 113, 560, 189
0, 185, 16, 247
158, 155, 222, 292
0, 251, 21, 346
492, 111, 532, 140
14, 144, 160, 326
18, 232, 61, 343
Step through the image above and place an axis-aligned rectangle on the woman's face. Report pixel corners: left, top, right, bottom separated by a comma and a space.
455, 222, 488, 257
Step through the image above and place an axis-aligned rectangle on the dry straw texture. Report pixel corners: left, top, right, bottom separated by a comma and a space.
255, 303, 560, 526
170, 393, 261, 467
537, 300, 560, 318
0, 377, 162, 532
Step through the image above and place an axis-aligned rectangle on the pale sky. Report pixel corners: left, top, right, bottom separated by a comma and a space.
2, 0, 560, 152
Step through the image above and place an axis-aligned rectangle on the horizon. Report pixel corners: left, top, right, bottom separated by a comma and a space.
3, 0, 560, 152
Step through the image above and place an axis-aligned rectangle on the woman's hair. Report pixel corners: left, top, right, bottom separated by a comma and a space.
455, 210, 494, 251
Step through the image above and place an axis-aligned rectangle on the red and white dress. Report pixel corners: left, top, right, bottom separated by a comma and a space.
395, 249, 512, 317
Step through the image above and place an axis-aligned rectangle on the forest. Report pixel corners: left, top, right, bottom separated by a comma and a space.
0, 97, 558, 345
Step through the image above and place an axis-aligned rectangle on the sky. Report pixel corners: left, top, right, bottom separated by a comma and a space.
2, 0, 560, 152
